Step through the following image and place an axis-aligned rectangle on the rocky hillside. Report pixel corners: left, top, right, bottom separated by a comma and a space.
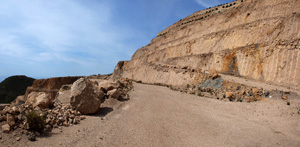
113, 0, 300, 91
0, 76, 35, 103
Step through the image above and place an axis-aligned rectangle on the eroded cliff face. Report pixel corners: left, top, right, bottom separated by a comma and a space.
113, 0, 300, 90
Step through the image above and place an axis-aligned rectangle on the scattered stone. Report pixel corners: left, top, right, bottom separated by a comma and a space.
28, 133, 36, 141
209, 69, 220, 79
24, 123, 29, 130
6, 113, 15, 126
0, 115, 5, 122
252, 88, 259, 94
16, 114, 23, 121
107, 89, 121, 99
63, 122, 69, 127
45, 125, 52, 132
282, 96, 288, 100
80, 116, 86, 120
97, 81, 120, 92
2, 124, 10, 133
58, 117, 65, 122
16, 137, 21, 141
264, 91, 270, 97
225, 92, 233, 98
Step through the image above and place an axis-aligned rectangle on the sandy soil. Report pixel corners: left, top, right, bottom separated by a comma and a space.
1, 83, 300, 147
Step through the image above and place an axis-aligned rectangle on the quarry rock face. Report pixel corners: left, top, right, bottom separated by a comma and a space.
113, 0, 300, 91
70, 78, 103, 115
23, 76, 81, 105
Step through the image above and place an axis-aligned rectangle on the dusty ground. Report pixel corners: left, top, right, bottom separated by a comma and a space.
1, 83, 300, 147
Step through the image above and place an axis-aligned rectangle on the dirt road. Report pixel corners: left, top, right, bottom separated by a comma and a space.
9, 83, 300, 146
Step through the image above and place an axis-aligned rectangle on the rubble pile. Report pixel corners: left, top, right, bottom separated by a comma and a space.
0, 77, 133, 136
181, 77, 268, 102
0, 102, 84, 134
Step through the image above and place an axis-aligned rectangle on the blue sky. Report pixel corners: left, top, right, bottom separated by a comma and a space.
0, 0, 234, 80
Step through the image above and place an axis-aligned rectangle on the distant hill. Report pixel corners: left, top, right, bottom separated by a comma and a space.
0, 75, 35, 103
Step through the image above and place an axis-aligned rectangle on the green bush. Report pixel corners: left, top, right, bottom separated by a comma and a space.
26, 111, 46, 133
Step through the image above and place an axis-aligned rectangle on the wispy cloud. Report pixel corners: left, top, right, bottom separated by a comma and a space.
195, 0, 222, 8
0, 0, 139, 77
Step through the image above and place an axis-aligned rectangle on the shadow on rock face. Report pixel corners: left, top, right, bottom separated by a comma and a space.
90, 107, 114, 117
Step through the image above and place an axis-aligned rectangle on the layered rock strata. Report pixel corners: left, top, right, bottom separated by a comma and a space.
113, 0, 300, 90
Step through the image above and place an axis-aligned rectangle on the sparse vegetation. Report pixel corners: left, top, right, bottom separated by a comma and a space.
26, 111, 47, 133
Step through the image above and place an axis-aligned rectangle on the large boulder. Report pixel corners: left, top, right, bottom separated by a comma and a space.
25, 92, 53, 109
70, 78, 104, 115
